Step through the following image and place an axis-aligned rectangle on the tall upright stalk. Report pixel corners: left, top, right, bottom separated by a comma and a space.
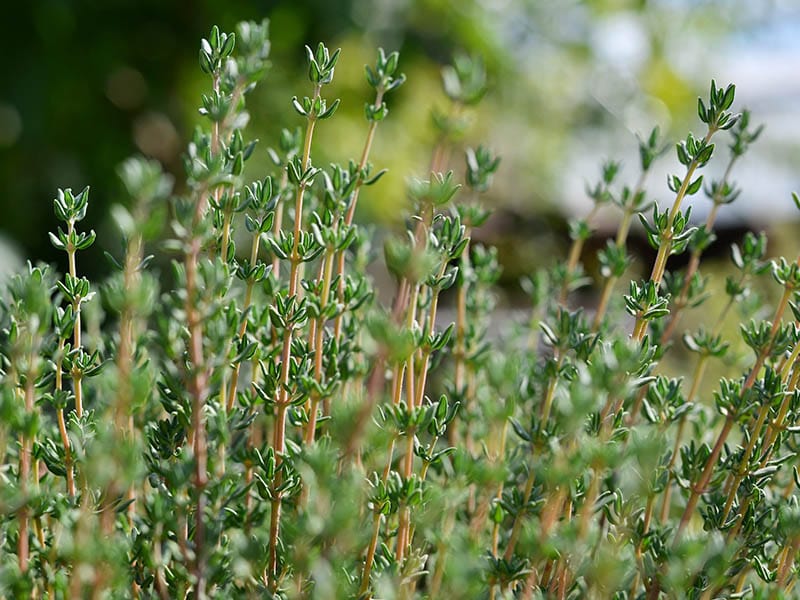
311, 48, 405, 440
225, 176, 273, 413
267, 43, 340, 588
674, 279, 795, 543
53, 331, 76, 497
66, 222, 85, 419
268, 83, 321, 587
632, 81, 739, 342
659, 131, 752, 343
184, 25, 242, 597
630, 130, 710, 341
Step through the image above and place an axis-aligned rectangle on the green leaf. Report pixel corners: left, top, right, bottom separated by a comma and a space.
199, 49, 214, 74
210, 25, 221, 51
48, 231, 66, 251
720, 83, 736, 111
318, 98, 340, 120
686, 175, 704, 196
694, 143, 714, 166
221, 32, 236, 58
697, 98, 708, 123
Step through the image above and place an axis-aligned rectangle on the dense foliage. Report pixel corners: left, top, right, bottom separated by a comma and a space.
2, 20, 800, 599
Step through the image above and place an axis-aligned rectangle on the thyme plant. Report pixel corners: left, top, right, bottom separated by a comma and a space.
2, 19, 800, 600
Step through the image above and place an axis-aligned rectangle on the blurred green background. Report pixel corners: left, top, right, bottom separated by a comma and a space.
2, 0, 798, 283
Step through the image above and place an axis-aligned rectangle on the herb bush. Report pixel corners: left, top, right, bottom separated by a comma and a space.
2, 19, 800, 600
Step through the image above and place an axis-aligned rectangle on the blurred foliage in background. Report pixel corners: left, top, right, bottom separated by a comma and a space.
2, 0, 797, 282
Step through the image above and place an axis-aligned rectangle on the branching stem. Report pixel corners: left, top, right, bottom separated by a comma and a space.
268, 84, 321, 589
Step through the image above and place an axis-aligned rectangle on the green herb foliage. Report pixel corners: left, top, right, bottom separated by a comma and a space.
2, 20, 799, 600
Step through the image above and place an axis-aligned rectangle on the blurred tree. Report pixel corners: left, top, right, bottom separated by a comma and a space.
2, 0, 795, 281
0, 2, 388, 263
